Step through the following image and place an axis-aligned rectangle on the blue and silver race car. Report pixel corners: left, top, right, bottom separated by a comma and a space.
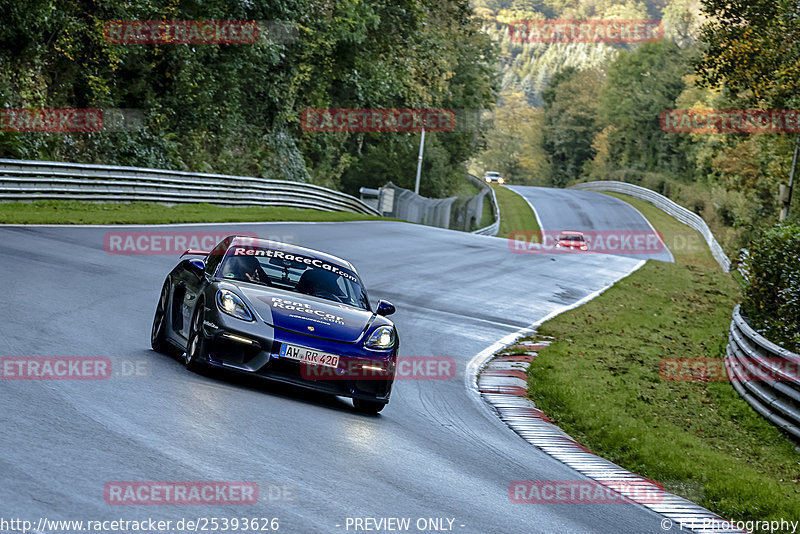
150, 236, 398, 413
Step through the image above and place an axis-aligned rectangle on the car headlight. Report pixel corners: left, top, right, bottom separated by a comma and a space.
365, 326, 396, 350
216, 289, 254, 321
498, 177, 505, 184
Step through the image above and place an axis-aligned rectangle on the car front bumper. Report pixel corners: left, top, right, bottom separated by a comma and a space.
199, 309, 396, 403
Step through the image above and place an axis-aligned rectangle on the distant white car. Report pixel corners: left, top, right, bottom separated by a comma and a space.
483, 171, 505, 184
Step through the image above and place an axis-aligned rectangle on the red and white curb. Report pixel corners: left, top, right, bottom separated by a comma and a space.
475, 341, 747, 534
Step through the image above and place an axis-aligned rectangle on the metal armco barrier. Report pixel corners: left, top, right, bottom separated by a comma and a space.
377, 182, 457, 228
0, 159, 379, 215
571, 181, 730, 272
372, 175, 499, 235
726, 305, 800, 439
467, 174, 500, 237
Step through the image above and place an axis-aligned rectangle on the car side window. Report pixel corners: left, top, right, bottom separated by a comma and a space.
205, 241, 228, 276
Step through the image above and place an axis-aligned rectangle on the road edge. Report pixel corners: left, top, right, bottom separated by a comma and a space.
465, 259, 746, 534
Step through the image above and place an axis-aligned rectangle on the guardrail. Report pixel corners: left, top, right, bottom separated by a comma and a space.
570, 181, 730, 272
468, 174, 500, 237
375, 182, 458, 229
0, 159, 380, 215
726, 305, 800, 440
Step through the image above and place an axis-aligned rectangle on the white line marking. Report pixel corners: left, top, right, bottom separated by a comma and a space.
506, 186, 545, 232
597, 191, 676, 263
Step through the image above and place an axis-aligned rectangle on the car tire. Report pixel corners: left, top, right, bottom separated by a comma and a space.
185, 300, 207, 372
151, 281, 172, 354
353, 399, 386, 414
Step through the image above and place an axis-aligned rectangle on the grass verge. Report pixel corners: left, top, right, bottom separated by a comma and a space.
492, 185, 540, 238
481, 194, 494, 230
0, 200, 390, 225
518, 192, 800, 528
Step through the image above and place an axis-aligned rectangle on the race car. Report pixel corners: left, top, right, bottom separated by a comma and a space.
150, 236, 398, 414
554, 231, 589, 251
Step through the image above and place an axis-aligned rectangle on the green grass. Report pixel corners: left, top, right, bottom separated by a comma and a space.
0, 200, 391, 225
493, 185, 540, 238
480, 194, 494, 230
516, 192, 800, 529
451, 178, 482, 198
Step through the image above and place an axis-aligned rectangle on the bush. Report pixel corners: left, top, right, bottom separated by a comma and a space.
741, 223, 800, 352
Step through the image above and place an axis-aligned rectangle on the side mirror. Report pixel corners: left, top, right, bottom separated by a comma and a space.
375, 300, 396, 317
187, 258, 205, 275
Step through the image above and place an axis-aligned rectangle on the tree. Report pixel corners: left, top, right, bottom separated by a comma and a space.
662, 0, 705, 47
597, 40, 690, 172
541, 67, 604, 186
476, 91, 549, 184
0, 0, 496, 198
696, 0, 800, 108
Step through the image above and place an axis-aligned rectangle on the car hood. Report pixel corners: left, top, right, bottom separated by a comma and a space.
234, 284, 376, 343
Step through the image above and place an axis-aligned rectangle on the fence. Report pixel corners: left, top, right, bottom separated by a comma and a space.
375, 182, 458, 229
367, 175, 499, 235
0, 159, 379, 215
570, 181, 730, 272
467, 174, 500, 237
726, 306, 800, 439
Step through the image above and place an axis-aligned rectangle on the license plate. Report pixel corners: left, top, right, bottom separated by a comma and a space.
279, 343, 340, 369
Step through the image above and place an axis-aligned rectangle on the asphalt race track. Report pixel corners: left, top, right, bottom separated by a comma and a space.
508, 185, 675, 263
1, 189, 681, 534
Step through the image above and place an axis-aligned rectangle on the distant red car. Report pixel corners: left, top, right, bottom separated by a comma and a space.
554, 231, 588, 251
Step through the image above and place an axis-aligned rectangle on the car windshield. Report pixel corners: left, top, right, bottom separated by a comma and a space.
218, 247, 370, 310
560, 235, 585, 241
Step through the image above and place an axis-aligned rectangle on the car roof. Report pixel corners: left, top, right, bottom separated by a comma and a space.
227, 236, 358, 273
559, 231, 584, 236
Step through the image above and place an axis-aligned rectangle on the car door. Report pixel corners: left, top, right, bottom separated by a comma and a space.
172, 239, 230, 341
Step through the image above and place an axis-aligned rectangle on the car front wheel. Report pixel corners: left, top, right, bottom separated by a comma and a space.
185, 301, 207, 372
151, 281, 172, 354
